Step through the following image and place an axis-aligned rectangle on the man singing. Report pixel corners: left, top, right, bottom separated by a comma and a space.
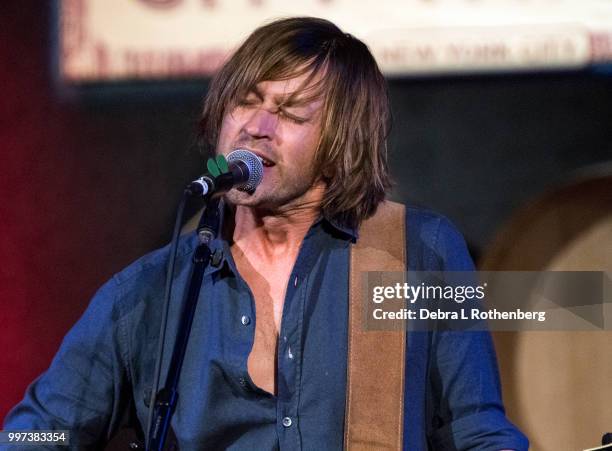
3, 17, 528, 450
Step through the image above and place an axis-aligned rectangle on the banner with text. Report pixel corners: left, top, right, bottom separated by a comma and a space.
60, 0, 612, 81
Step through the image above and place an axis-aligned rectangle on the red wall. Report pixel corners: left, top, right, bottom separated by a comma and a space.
0, 2, 203, 419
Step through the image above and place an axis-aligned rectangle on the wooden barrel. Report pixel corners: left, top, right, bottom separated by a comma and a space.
481, 167, 612, 451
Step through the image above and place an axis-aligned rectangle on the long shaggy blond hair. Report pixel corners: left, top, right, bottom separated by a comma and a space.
199, 17, 392, 228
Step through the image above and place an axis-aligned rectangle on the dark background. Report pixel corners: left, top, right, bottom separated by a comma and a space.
1, 2, 611, 420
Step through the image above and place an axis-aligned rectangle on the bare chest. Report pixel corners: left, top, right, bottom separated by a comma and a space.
233, 254, 295, 394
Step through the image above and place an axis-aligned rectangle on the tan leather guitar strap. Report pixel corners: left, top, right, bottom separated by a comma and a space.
345, 201, 406, 450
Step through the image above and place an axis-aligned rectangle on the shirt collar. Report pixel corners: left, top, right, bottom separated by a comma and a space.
198, 201, 358, 276
315, 215, 358, 242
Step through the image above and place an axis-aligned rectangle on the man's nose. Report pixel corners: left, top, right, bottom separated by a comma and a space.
243, 107, 278, 139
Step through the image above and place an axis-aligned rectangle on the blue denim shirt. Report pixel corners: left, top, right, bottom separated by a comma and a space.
3, 206, 528, 451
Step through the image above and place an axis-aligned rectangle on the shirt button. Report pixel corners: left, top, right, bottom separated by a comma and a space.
293, 275, 298, 287
282, 416, 292, 427
241, 315, 251, 326
238, 377, 247, 387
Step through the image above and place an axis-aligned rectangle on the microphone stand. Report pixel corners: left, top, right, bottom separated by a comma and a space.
145, 196, 221, 451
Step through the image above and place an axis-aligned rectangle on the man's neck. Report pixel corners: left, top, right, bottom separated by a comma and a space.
229, 182, 326, 261
231, 203, 319, 261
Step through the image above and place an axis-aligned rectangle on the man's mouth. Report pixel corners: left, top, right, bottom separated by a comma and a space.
233, 148, 275, 168
249, 152, 275, 167
259, 156, 275, 167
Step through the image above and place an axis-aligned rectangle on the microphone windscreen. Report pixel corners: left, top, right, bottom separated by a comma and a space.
227, 149, 264, 192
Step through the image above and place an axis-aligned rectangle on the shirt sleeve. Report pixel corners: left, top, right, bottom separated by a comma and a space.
426, 215, 529, 451
1, 279, 133, 450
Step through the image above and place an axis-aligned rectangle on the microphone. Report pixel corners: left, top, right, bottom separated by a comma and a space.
186, 149, 264, 197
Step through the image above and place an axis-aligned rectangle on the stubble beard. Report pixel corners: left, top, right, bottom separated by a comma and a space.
224, 163, 322, 215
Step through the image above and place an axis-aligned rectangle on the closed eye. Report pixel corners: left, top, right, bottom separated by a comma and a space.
236, 90, 262, 107
280, 110, 308, 125
237, 98, 259, 107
